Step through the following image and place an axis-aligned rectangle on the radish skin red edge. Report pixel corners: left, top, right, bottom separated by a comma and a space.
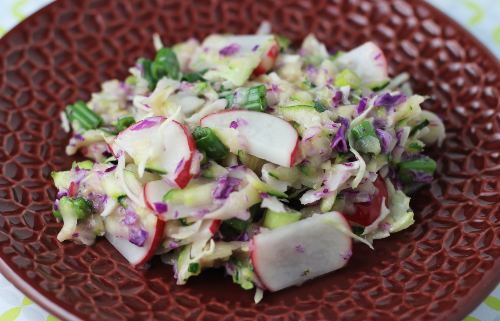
173, 120, 196, 188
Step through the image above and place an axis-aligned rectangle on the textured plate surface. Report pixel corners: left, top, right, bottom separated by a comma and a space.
0, 0, 499, 320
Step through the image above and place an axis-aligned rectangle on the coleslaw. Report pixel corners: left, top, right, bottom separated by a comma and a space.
52, 28, 445, 301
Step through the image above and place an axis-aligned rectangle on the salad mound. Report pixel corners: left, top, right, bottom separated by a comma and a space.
52, 28, 445, 301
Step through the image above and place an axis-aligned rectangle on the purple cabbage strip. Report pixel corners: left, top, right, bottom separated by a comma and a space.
259, 192, 269, 199
212, 175, 241, 200
331, 117, 349, 153
375, 128, 392, 154
411, 170, 434, 183
387, 166, 402, 190
153, 202, 168, 214
230, 120, 238, 129
129, 117, 161, 131
174, 158, 185, 174
332, 91, 343, 108
104, 165, 117, 173
252, 44, 259, 52
374, 93, 406, 111
219, 43, 240, 56
356, 97, 368, 115
129, 228, 148, 247
123, 209, 138, 225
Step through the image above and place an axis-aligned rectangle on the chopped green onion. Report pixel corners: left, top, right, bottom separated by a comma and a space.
115, 116, 135, 133
334, 69, 361, 89
410, 119, 430, 136
398, 156, 436, 173
139, 47, 181, 90
219, 218, 251, 240
188, 262, 200, 273
151, 47, 181, 81
406, 140, 424, 153
398, 156, 436, 187
371, 80, 390, 91
226, 85, 267, 112
179, 218, 192, 226
350, 120, 381, 154
351, 225, 364, 236
275, 35, 290, 52
117, 195, 128, 208
313, 100, 327, 112
192, 127, 229, 161
65, 101, 103, 130
182, 69, 207, 83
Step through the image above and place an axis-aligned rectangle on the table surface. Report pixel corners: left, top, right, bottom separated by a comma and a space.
0, 0, 499, 321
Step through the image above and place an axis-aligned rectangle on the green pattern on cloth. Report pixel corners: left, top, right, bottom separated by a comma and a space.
0, 0, 498, 321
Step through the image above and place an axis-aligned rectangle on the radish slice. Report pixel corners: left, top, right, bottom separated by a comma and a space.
143, 180, 173, 214
335, 42, 389, 86
105, 215, 165, 266
114, 117, 195, 188
201, 110, 299, 167
251, 212, 352, 291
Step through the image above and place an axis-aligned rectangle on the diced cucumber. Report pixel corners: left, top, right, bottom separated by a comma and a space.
263, 209, 301, 229
59, 196, 92, 220
51, 171, 73, 190
334, 69, 361, 89
279, 105, 322, 129
320, 194, 336, 212
72, 160, 93, 170
144, 165, 167, 175
102, 175, 125, 199
246, 172, 288, 198
163, 183, 216, 207
237, 150, 265, 174
201, 161, 228, 179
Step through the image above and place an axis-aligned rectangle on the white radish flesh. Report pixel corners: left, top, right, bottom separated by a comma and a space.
251, 212, 352, 292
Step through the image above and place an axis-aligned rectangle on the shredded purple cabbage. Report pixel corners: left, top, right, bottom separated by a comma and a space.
153, 202, 168, 214
252, 44, 259, 52
74, 134, 85, 141
411, 170, 434, 183
356, 97, 368, 115
129, 117, 161, 131
331, 117, 349, 153
230, 120, 238, 129
129, 228, 148, 247
332, 91, 343, 108
174, 158, 185, 174
56, 190, 68, 199
375, 128, 392, 153
212, 176, 241, 200
104, 165, 117, 173
374, 93, 407, 111
259, 192, 269, 199
194, 209, 210, 219
388, 166, 402, 190
219, 43, 240, 56
123, 209, 138, 225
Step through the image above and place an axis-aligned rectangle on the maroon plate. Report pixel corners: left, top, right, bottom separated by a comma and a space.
0, 0, 499, 320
